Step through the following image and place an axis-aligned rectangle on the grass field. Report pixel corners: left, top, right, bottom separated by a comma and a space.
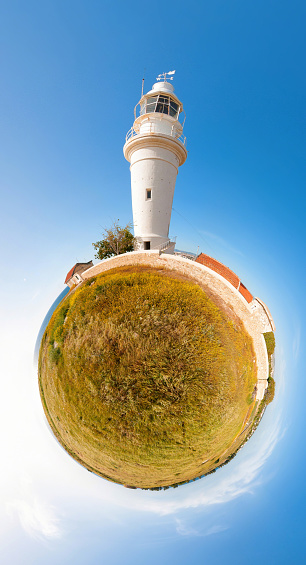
39, 266, 257, 488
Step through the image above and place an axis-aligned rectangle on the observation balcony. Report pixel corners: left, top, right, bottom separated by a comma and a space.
125, 124, 186, 146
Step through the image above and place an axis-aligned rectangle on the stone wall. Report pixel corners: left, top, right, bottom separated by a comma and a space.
82, 251, 274, 401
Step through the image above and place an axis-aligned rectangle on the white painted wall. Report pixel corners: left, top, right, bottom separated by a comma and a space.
129, 145, 179, 249
123, 81, 187, 251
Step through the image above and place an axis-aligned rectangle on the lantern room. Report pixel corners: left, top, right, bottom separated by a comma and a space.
130, 79, 185, 142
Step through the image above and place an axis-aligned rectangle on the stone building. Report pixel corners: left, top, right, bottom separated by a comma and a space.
65, 261, 93, 288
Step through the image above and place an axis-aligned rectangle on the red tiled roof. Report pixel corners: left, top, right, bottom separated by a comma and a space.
65, 264, 77, 284
239, 282, 253, 304
195, 253, 253, 304
195, 253, 240, 288
64, 261, 93, 284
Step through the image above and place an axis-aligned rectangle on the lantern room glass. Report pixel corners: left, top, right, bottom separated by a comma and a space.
140, 95, 179, 118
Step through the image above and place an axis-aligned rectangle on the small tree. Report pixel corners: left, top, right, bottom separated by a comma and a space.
93, 222, 136, 260
265, 376, 275, 405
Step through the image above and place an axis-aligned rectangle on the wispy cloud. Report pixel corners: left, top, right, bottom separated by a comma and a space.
175, 518, 200, 537
199, 230, 244, 257
4, 475, 63, 542
7, 497, 62, 541
175, 518, 227, 537
133, 413, 283, 516
204, 524, 228, 536
292, 326, 301, 363
30, 289, 41, 302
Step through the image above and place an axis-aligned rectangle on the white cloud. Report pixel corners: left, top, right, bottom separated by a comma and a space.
175, 518, 228, 537
204, 524, 228, 536
128, 411, 283, 516
30, 289, 41, 302
0, 298, 286, 542
0, 319, 64, 543
175, 518, 200, 537
7, 497, 62, 541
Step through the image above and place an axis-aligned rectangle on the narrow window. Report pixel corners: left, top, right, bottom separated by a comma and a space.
144, 241, 151, 250
169, 100, 179, 117
146, 96, 158, 113
146, 189, 152, 200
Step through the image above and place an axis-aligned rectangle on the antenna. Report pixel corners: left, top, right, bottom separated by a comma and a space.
141, 68, 146, 97
156, 70, 176, 82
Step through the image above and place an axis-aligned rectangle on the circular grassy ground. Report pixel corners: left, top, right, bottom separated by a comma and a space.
39, 266, 257, 488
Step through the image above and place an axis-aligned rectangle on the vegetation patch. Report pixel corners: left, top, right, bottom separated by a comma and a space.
264, 331, 276, 357
263, 331, 276, 405
39, 267, 257, 488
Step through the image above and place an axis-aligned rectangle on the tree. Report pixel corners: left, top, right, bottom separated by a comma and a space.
92, 222, 136, 260
265, 376, 275, 405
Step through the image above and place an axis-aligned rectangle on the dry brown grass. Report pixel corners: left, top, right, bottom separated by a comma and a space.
39, 267, 257, 488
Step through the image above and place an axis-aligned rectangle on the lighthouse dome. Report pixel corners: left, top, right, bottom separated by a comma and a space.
146, 81, 174, 95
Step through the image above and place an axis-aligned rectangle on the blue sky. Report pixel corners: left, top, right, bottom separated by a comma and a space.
0, 1, 305, 563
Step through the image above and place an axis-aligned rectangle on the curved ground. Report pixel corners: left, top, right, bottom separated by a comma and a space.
39, 266, 257, 488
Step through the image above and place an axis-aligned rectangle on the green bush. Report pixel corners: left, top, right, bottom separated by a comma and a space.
263, 332, 276, 356
49, 346, 61, 364
265, 376, 275, 405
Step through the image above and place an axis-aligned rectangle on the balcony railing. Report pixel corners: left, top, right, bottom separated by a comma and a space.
125, 124, 186, 146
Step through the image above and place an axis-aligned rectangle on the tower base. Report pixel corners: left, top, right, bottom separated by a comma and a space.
135, 236, 176, 254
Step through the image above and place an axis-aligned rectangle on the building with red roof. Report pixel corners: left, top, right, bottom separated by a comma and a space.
65, 261, 93, 288
195, 253, 253, 304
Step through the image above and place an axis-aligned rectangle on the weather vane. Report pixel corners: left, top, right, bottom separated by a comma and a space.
156, 70, 176, 82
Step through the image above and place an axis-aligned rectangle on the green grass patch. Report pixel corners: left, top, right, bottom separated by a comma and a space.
264, 332, 276, 357
263, 331, 276, 401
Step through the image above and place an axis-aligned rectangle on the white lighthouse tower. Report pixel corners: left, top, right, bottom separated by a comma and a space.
123, 72, 187, 253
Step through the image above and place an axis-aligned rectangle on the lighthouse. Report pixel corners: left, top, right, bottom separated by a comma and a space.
123, 71, 187, 253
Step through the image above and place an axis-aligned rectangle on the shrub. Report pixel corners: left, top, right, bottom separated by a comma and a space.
264, 332, 276, 356
265, 376, 275, 405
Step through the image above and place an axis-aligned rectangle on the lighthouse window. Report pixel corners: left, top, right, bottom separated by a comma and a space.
141, 95, 179, 118
146, 189, 152, 200
169, 100, 179, 117
146, 97, 158, 113
156, 95, 168, 114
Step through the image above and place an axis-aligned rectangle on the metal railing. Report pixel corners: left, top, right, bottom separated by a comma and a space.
157, 237, 177, 254
125, 124, 186, 146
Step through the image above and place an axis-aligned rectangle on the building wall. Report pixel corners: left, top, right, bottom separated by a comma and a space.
130, 145, 179, 248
